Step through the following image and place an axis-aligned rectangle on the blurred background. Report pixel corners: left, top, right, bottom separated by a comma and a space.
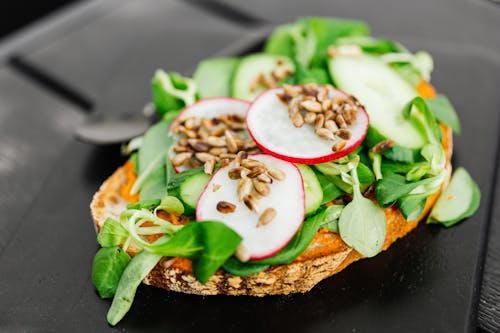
0, 1, 82, 40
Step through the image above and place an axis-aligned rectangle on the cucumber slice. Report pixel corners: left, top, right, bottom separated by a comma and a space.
193, 58, 239, 98
179, 172, 211, 210
232, 54, 294, 101
428, 167, 480, 227
329, 54, 426, 148
296, 164, 323, 215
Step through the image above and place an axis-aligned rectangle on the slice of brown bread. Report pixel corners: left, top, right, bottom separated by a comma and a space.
90, 126, 453, 296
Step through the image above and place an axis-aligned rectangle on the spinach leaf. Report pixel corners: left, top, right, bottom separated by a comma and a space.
92, 246, 131, 299
365, 126, 421, 163
140, 221, 242, 283
292, 59, 329, 84
97, 218, 129, 247
151, 70, 196, 117
139, 164, 167, 201
398, 194, 428, 221
310, 204, 344, 233
357, 162, 375, 187
338, 164, 386, 257
264, 24, 295, 59
425, 94, 461, 134
222, 257, 269, 277
130, 119, 173, 195
107, 250, 162, 326
316, 172, 343, 205
126, 199, 161, 211
402, 96, 441, 144
375, 172, 436, 207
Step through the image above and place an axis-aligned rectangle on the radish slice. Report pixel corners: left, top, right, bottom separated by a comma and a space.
246, 87, 369, 164
196, 154, 305, 261
168, 97, 251, 172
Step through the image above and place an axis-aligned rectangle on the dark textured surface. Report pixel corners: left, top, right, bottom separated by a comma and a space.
0, 0, 499, 332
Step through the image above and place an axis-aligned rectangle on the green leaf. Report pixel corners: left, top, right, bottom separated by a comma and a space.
338, 166, 386, 257
97, 218, 130, 247
292, 60, 329, 84
130, 119, 174, 195
311, 204, 344, 233
264, 24, 296, 59
222, 257, 269, 277
107, 250, 162, 326
139, 164, 167, 201
425, 94, 461, 134
375, 171, 438, 207
316, 172, 344, 205
398, 194, 428, 221
92, 246, 131, 299
402, 96, 441, 144
126, 199, 161, 211
151, 70, 197, 117
140, 221, 242, 284
155, 195, 184, 215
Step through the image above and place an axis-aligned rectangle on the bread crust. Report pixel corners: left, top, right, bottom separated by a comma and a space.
90, 127, 453, 296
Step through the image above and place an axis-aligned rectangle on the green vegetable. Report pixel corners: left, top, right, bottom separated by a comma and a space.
193, 57, 239, 98
336, 36, 400, 54
140, 221, 242, 283
139, 164, 167, 201
381, 51, 434, 81
97, 218, 129, 247
296, 164, 323, 215
309, 204, 344, 233
375, 171, 438, 207
428, 167, 480, 227
398, 194, 428, 221
264, 24, 295, 59
130, 119, 173, 195
107, 250, 162, 326
178, 171, 211, 211
126, 199, 161, 211
155, 195, 184, 216
425, 94, 461, 134
315, 172, 343, 205
338, 160, 386, 257
92, 246, 131, 299
222, 257, 269, 277
151, 70, 197, 117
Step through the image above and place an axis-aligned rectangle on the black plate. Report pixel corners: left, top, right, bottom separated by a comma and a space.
1, 0, 500, 332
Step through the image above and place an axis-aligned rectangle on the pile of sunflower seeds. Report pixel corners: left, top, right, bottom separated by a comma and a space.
216, 152, 286, 227
249, 58, 294, 93
170, 114, 259, 174
277, 83, 362, 152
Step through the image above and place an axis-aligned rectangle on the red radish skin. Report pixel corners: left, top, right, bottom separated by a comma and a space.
196, 153, 305, 261
168, 97, 250, 172
246, 87, 369, 164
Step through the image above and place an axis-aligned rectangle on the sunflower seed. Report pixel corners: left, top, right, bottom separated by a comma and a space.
206, 136, 226, 147
225, 130, 239, 153
220, 158, 231, 168
314, 114, 325, 132
292, 112, 304, 128
241, 159, 265, 169
335, 114, 347, 128
316, 128, 335, 140
257, 173, 273, 184
258, 208, 276, 227
209, 147, 228, 155
212, 184, 221, 192
301, 100, 322, 113
268, 167, 286, 181
195, 152, 216, 163
228, 167, 249, 180
247, 166, 267, 178
324, 120, 339, 132
171, 152, 192, 167
242, 194, 260, 212
188, 140, 210, 152
173, 145, 189, 153
238, 178, 253, 201
211, 126, 226, 137
332, 140, 347, 152
252, 178, 270, 196
201, 118, 213, 130
304, 112, 317, 124
184, 117, 196, 130
216, 201, 236, 214
204, 159, 216, 175
235, 151, 248, 166
335, 128, 352, 140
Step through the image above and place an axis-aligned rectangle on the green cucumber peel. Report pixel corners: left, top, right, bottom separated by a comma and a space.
338, 156, 386, 257
428, 167, 481, 227
92, 246, 131, 299
296, 164, 323, 215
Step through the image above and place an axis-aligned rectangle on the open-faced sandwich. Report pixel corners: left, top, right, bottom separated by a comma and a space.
89, 17, 481, 325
